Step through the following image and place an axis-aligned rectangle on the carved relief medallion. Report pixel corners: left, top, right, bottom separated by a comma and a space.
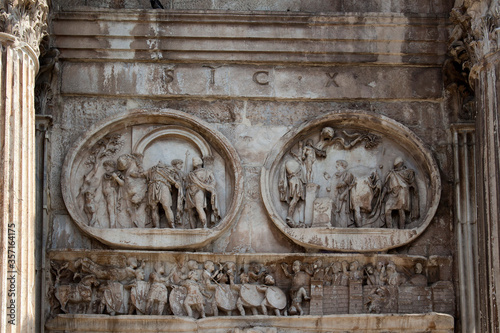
62, 109, 243, 249
261, 111, 441, 252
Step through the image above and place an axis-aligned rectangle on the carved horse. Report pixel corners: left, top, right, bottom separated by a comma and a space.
54, 274, 100, 314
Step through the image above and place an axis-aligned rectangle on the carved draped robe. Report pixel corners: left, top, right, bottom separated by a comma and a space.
185, 167, 219, 217
334, 170, 355, 228
384, 166, 419, 220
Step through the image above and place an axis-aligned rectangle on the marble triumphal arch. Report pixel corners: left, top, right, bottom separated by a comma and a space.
1, 0, 500, 332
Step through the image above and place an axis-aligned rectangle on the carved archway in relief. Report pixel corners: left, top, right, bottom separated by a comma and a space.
261, 111, 441, 252
61, 109, 243, 249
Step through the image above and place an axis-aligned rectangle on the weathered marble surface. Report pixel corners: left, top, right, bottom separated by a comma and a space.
46, 313, 454, 332
42, 4, 456, 332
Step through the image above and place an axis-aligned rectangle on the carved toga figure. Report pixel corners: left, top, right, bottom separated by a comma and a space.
334, 160, 355, 228
279, 159, 305, 228
383, 157, 419, 229
185, 156, 220, 228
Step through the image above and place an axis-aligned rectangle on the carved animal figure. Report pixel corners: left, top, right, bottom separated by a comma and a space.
54, 275, 99, 314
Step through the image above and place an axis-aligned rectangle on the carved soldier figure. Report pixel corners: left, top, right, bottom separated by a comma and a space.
259, 274, 287, 316
201, 260, 219, 316
207, 261, 239, 316
311, 259, 325, 281
382, 157, 419, 229
365, 287, 390, 314
349, 261, 364, 282
407, 262, 427, 286
375, 261, 387, 285
334, 160, 355, 228
386, 261, 406, 286
364, 264, 377, 286
102, 160, 124, 228
182, 270, 206, 318
340, 260, 351, 286
248, 262, 266, 284
281, 260, 311, 316
185, 156, 220, 228
279, 159, 305, 228
145, 161, 183, 228
325, 261, 347, 286
234, 273, 264, 316
126, 267, 149, 315
146, 263, 169, 315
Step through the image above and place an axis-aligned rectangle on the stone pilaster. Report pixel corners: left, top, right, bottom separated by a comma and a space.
451, 124, 478, 333
0, 1, 48, 331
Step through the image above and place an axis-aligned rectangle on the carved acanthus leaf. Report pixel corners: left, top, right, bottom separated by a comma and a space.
449, 1, 500, 76
0, 0, 49, 55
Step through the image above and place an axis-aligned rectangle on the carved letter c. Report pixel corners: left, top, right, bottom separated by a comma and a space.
253, 71, 270, 85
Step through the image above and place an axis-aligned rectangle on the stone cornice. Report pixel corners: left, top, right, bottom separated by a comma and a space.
0, 0, 49, 56
51, 9, 449, 66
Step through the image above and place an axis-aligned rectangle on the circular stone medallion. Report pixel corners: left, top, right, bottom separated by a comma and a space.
62, 109, 243, 249
261, 111, 441, 252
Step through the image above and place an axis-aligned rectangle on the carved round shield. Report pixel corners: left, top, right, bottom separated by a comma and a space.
265, 286, 287, 310
169, 286, 188, 316
214, 284, 238, 311
131, 281, 150, 314
239, 284, 265, 307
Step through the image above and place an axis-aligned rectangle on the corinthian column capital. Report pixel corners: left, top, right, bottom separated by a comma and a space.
448, 0, 500, 84
0, 0, 49, 56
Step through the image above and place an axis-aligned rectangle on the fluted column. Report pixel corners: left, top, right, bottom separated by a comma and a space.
0, 32, 38, 333
474, 52, 500, 333
0, 1, 48, 332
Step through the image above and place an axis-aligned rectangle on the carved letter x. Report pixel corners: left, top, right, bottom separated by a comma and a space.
325, 72, 339, 87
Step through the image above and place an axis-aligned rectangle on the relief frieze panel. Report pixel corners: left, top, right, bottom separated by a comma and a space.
261, 111, 441, 252
61, 109, 243, 249
47, 250, 453, 319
